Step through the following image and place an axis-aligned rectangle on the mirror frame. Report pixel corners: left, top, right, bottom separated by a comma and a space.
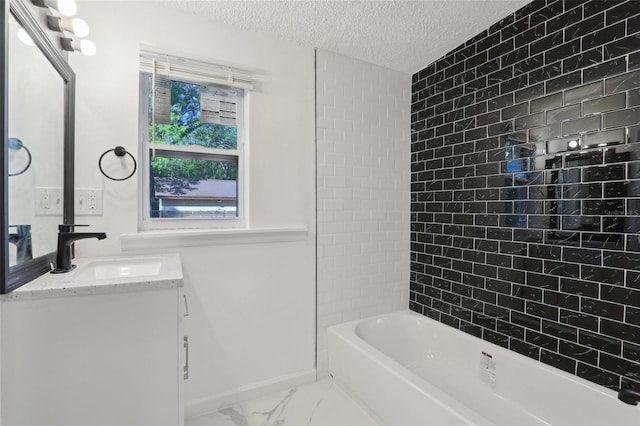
1, 0, 75, 293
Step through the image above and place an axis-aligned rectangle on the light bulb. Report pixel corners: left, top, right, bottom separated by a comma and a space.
70, 18, 89, 37
61, 37, 96, 56
17, 28, 35, 46
80, 39, 96, 56
56, 0, 77, 17
47, 16, 90, 37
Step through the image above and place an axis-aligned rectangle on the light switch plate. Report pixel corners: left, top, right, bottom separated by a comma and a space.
35, 187, 64, 216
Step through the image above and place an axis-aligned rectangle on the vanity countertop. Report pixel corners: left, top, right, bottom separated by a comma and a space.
3, 253, 183, 301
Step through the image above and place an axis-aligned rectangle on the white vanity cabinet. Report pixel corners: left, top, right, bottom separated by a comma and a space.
1, 254, 185, 426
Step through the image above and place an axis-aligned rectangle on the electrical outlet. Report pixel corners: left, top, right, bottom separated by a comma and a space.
35, 187, 64, 215
40, 190, 50, 210
75, 188, 103, 215
88, 191, 97, 210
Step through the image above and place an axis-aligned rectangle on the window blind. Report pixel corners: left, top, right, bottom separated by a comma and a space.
141, 47, 251, 158
139, 48, 253, 90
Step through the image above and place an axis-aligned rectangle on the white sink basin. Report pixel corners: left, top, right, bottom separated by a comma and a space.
72, 258, 164, 281
59, 255, 183, 286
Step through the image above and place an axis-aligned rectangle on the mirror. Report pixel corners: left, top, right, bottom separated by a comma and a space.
8, 11, 64, 265
1, 0, 75, 293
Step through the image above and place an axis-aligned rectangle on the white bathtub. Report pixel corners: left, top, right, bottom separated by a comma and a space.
328, 310, 640, 426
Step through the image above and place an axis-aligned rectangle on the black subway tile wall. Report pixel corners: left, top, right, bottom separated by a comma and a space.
411, 0, 640, 392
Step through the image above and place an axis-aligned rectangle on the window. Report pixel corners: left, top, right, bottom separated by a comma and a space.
138, 50, 251, 229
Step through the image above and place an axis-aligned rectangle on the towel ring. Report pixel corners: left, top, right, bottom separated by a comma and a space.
8, 138, 32, 177
99, 146, 137, 181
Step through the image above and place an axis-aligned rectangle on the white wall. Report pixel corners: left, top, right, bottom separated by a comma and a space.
316, 50, 411, 374
70, 1, 316, 411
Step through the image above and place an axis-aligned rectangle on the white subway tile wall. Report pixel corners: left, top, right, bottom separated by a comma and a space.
316, 50, 410, 374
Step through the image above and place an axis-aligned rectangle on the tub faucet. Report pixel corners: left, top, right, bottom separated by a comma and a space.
52, 224, 107, 273
618, 388, 640, 405
8, 224, 32, 264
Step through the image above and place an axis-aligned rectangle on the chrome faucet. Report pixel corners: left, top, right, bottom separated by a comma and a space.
52, 224, 107, 273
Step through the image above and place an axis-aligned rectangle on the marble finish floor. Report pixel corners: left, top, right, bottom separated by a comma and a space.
185, 377, 379, 426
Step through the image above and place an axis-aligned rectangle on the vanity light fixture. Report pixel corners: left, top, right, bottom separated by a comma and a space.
60, 37, 96, 56
46, 15, 90, 37
31, 0, 78, 17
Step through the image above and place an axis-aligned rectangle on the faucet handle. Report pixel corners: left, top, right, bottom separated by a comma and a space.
58, 224, 90, 232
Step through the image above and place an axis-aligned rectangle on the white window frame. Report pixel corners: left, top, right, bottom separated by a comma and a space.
137, 51, 251, 231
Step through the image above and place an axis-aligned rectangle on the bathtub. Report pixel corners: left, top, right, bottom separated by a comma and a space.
328, 310, 639, 426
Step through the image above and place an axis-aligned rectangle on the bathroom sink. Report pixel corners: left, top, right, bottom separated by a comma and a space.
71, 258, 164, 281
6, 254, 183, 299
59, 254, 182, 286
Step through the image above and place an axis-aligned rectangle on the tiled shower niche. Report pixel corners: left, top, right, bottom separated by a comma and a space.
410, 0, 640, 391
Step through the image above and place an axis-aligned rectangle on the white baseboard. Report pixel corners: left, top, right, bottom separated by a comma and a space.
184, 369, 317, 419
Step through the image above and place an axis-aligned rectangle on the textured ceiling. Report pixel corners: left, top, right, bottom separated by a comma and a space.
159, 0, 531, 75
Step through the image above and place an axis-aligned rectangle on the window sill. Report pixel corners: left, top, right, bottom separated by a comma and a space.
120, 227, 309, 251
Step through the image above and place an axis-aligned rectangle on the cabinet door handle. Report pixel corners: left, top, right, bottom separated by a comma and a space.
183, 294, 190, 317
183, 336, 189, 380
